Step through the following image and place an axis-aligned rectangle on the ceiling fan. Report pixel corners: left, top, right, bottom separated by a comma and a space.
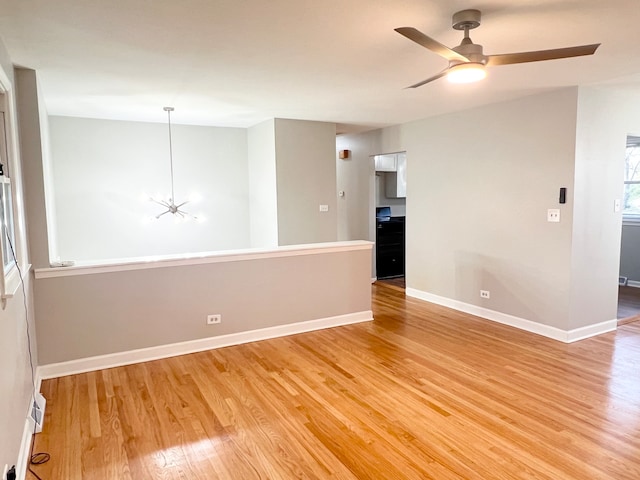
395, 9, 600, 88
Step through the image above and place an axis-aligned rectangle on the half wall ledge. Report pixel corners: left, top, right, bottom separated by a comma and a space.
35, 240, 373, 279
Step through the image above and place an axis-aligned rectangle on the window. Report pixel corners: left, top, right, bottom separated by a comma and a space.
624, 136, 640, 222
0, 65, 27, 299
0, 111, 16, 274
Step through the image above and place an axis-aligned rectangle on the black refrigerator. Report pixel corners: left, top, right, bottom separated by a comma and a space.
376, 207, 405, 279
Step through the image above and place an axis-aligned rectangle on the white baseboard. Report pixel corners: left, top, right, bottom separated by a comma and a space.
566, 319, 618, 342
627, 280, 640, 288
16, 418, 32, 480
405, 288, 616, 343
16, 372, 45, 480
37, 310, 373, 380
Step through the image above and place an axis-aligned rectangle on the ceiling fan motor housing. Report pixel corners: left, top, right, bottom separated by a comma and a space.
452, 9, 481, 30
451, 10, 486, 65
452, 42, 486, 65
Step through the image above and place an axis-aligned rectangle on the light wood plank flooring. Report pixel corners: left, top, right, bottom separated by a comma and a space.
31, 284, 640, 479
375, 276, 405, 291
618, 285, 640, 322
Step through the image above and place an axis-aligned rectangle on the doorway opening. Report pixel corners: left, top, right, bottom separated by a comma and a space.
618, 283, 640, 324
373, 152, 406, 291
618, 135, 640, 324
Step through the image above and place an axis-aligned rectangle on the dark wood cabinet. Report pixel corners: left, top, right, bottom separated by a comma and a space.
376, 216, 405, 279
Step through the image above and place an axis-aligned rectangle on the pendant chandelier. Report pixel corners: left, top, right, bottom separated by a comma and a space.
151, 106, 197, 220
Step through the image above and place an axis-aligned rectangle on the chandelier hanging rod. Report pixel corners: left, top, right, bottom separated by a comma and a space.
164, 106, 175, 204
149, 106, 198, 220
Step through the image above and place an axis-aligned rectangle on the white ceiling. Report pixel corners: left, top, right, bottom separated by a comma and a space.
1, 0, 639, 133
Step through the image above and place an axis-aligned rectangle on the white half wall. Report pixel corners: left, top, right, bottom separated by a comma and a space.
48, 116, 251, 262
33, 242, 373, 366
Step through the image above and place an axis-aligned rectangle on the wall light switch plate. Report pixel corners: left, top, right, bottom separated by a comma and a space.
614, 199, 621, 213
547, 209, 560, 222
319, 204, 329, 212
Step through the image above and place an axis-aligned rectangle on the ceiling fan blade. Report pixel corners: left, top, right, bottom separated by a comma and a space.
405, 69, 449, 89
395, 27, 470, 63
486, 44, 600, 66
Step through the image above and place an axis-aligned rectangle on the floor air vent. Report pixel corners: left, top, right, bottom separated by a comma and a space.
30, 392, 46, 433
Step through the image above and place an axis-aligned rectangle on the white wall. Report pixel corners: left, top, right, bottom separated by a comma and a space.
275, 119, 338, 245
48, 116, 251, 261
0, 41, 38, 475
247, 119, 278, 248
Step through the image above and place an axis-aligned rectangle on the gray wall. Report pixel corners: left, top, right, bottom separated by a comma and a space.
275, 119, 338, 245
336, 127, 404, 278
48, 116, 251, 261
247, 119, 278, 247
34, 246, 371, 364
336, 87, 640, 332
46, 115, 342, 259
0, 41, 38, 473
15, 68, 54, 269
336, 131, 378, 243
403, 89, 579, 330
0, 277, 36, 474
337, 89, 587, 331
571, 87, 640, 328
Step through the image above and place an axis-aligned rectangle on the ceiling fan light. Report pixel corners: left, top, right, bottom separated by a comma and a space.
447, 63, 487, 84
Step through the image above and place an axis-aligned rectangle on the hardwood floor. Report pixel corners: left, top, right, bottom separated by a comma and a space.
618, 285, 640, 322
31, 283, 640, 479
375, 276, 405, 291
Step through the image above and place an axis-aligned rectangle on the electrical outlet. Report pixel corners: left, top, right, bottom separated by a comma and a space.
480, 290, 490, 299
207, 314, 221, 325
547, 209, 560, 222
319, 204, 329, 212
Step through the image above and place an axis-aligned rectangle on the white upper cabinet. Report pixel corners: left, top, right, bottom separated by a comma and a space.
385, 152, 406, 198
374, 154, 397, 172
